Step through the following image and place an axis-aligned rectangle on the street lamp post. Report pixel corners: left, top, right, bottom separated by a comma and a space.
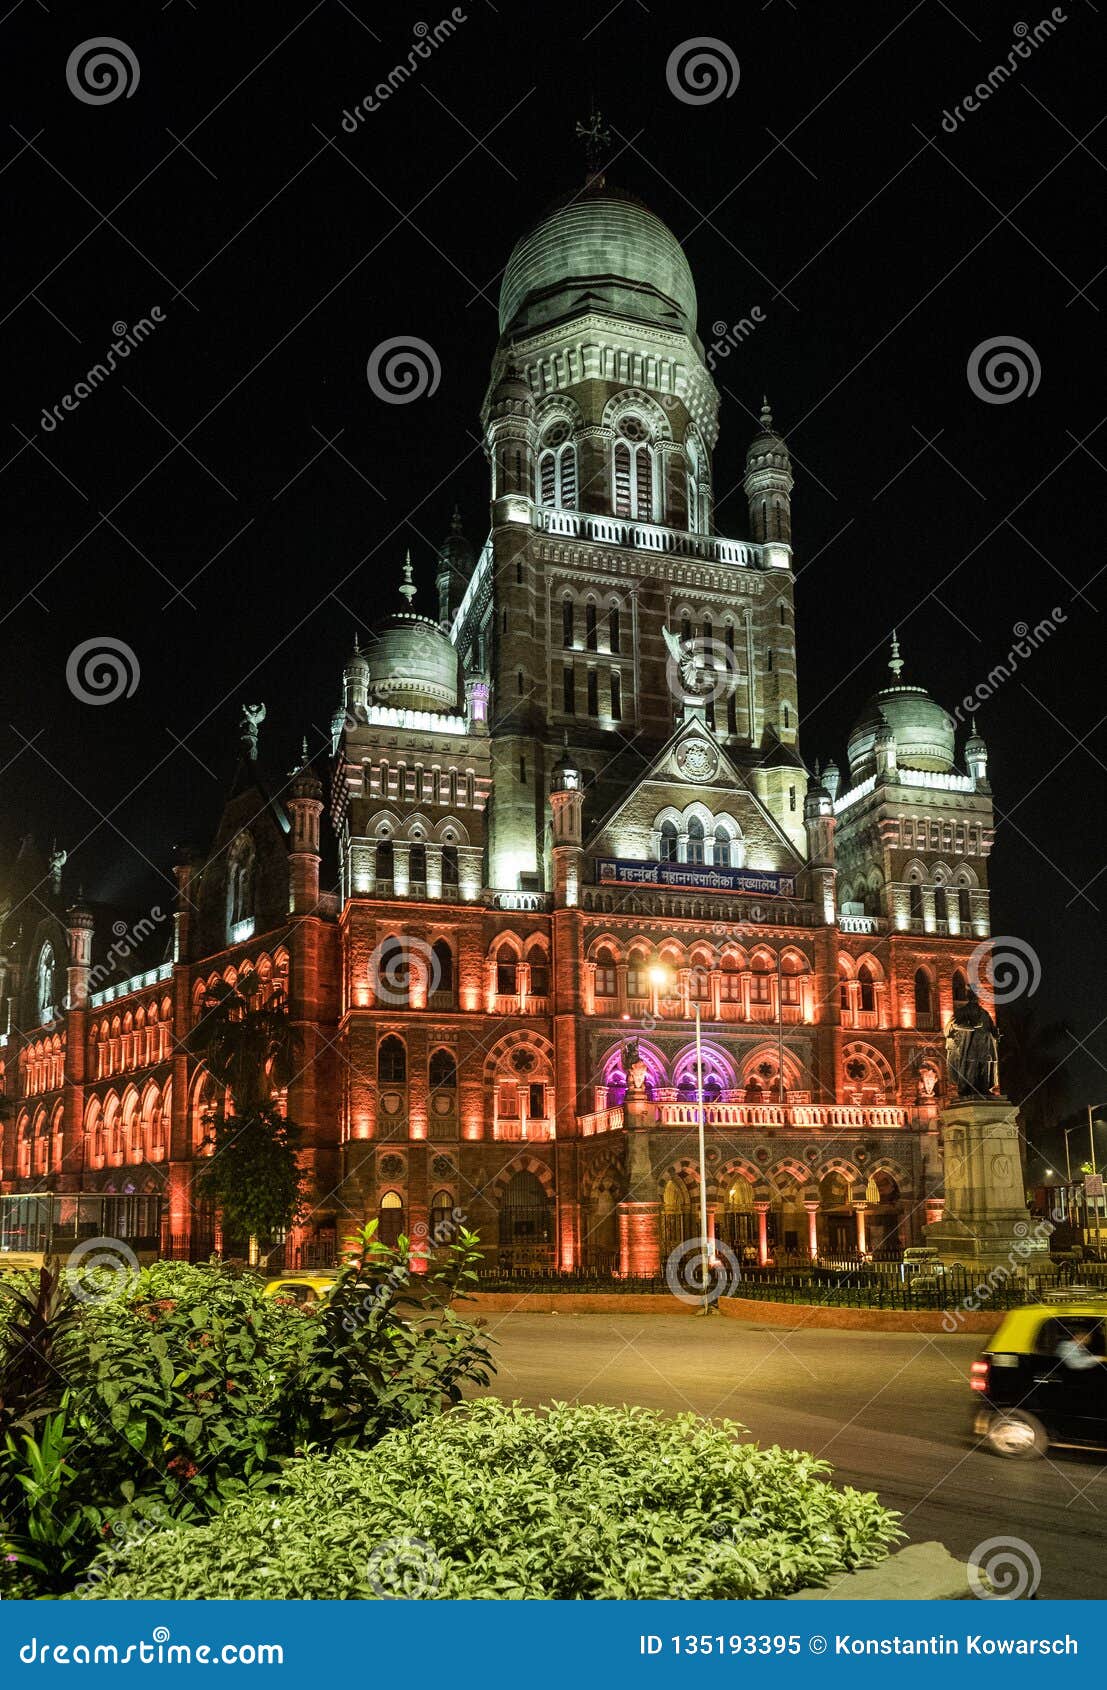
1063, 1111, 1107, 1249
650, 963, 712, 1314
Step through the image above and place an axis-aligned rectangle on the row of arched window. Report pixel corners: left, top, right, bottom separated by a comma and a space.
89, 996, 174, 1077
532, 413, 711, 534
377, 1037, 458, 1091
19, 1034, 64, 1096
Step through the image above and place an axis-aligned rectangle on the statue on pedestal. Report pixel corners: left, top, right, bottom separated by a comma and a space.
945, 987, 1000, 1098
622, 1038, 648, 1096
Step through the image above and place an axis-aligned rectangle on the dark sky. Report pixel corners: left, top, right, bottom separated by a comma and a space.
2, 1, 1105, 1100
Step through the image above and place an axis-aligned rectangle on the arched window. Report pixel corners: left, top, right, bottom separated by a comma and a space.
858, 963, 876, 1013
496, 950, 518, 995
375, 839, 394, 884
595, 948, 617, 999
528, 945, 550, 997
377, 1035, 406, 1085
537, 423, 577, 510
612, 416, 655, 520
608, 604, 620, 654
838, 962, 851, 1012
409, 842, 427, 886
585, 602, 597, 651
429, 1048, 457, 1091
562, 598, 574, 648
686, 817, 705, 865
952, 968, 969, 1004
934, 884, 948, 925
429, 1189, 454, 1241
441, 844, 459, 889
914, 968, 933, 1020
378, 1190, 404, 1248
958, 886, 972, 927
712, 825, 731, 868
431, 938, 454, 997
659, 820, 679, 863
908, 880, 924, 920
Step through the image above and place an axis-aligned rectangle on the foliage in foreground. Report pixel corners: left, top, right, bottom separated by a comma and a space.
0, 1226, 493, 1594
73, 1400, 903, 1600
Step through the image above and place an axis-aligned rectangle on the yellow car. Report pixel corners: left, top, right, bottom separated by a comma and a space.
261, 1271, 338, 1308
970, 1293, 1107, 1457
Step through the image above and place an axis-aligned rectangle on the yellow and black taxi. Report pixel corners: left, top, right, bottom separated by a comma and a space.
971, 1294, 1107, 1458
261, 1270, 338, 1308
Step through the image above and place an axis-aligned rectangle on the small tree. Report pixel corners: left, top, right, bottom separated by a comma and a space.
187, 980, 305, 1259
195, 1103, 304, 1256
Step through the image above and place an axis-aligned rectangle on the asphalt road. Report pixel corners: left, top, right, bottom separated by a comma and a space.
467, 1311, 1107, 1600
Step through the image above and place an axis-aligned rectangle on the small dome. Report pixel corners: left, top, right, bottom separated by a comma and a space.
367, 554, 460, 714
745, 398, 791, 473
498, 184, 698, 343
847, 635, 956, 780
550, 737, 582, 792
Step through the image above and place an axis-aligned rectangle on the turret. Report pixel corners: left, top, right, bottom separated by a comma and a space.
343, 636, 370, 721
874, 716, 898, 781
803, 768, 837, 924
486, 362, 536, 520
822, 758, 840, 802
743, 398, 794, 560
287, 742, 324, 915
436, 506, 475, 628
549, 740, 584, 907
65, 899, 95, 1011
966, 719, 989, 789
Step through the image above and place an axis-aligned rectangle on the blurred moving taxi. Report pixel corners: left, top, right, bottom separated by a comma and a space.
971, 1294, 1107, 1458
261, 1270, 338, 1308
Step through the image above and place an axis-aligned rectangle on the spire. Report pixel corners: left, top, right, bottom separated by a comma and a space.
450, 504, 464, 536
760, 395, 774, 432
888, 630, 904, 680
399, 549, 417, 608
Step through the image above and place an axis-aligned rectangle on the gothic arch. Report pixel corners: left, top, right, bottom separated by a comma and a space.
482, 1030, 555, 1085
601, 389, 673, 440
487, 1153, 555, 1202
841, 1041, 896, 1094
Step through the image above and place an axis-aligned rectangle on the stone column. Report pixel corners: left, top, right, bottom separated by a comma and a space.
805, 1201, 819, 1261
925, 1097, 1034, 1266
617, 1093, 659, 1276
755, 1202, 770, 1266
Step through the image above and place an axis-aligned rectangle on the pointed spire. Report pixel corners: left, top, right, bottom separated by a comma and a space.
888, 629, 904, 680
352, 631, 360, 655
760, 396, 774, 432
399, 549, 417, 608
450, 504, 464, 536
575, 105, 611, 186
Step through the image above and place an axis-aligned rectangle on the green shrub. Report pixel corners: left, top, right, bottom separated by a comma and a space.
73, 1400, 903, 1600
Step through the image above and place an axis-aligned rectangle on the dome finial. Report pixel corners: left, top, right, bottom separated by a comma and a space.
450, 504, 464, 536
888, 629, 904, 679
760, 395, 773, 431
575, 105, 611, 187
399, 549, 417, 608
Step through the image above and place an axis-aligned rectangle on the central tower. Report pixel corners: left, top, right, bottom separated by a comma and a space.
450, 165, 801, 893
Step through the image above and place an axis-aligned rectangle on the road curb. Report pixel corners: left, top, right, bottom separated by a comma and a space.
466, 1291, 997, 1332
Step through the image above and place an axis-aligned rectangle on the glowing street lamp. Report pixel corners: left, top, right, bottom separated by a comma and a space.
649, 961, 712, 1314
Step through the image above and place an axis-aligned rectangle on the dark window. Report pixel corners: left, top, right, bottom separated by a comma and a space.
496, 956, 518, 994
378, 1035, 406, 1084
586, 603, 597, 651
858, 966, 876, 1013
766, 648, 773, 672
375, 840, 393, 883
441, 845, 459, 887
680, 614, 692, 643
519, 756, 526, 784
779, 603, 787, 625
609, 605, 620, 653
660, 821, 679, 862
934, 885, 948, 924
788, 785, 796, 812
529, 953, 549, 995
562, 600, 574, 647
409, 843, 426, 884
958, 886, 972, 926
378, 1192, 404, 1247
952, 968, 969, 1003
725, 623, 735, 650
610, 672, 622, 720
914, 969, 932, 1018
431, 939, 454, 995
686, 817, 705, 865
909, 882, 924, 919
528, 1083, 546, 1121
587, 670, 598, 716
727, 695, 737, 734
563, 666, 575, 714
712, 826, 731, 867
516, 559, 523, 584
517, 671, 524, 695
595, 950, 617, 997
613, 442, 632, 517
429, 1048, 456, 1089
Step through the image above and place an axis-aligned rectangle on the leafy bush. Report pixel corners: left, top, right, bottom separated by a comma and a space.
73, 1400, 902, 1600
0, 1227, 493, 1591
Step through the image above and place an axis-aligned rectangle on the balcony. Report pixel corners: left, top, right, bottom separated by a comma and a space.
493, 1119, 555, 1142
535, 508, 764, 569
578, 1100, 910, 1135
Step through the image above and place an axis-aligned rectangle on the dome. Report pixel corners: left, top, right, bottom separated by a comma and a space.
367, 554, 460, 714
498, 185, 698, 343
847, 636, 956, 780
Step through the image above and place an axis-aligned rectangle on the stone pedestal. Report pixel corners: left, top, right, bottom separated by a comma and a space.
925, 1097, 1033, 1266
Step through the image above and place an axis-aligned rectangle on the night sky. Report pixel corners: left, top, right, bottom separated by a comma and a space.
2, 1, 1104, 1105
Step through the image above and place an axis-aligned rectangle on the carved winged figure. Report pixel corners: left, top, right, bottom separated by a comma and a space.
662, 625, 713, 698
